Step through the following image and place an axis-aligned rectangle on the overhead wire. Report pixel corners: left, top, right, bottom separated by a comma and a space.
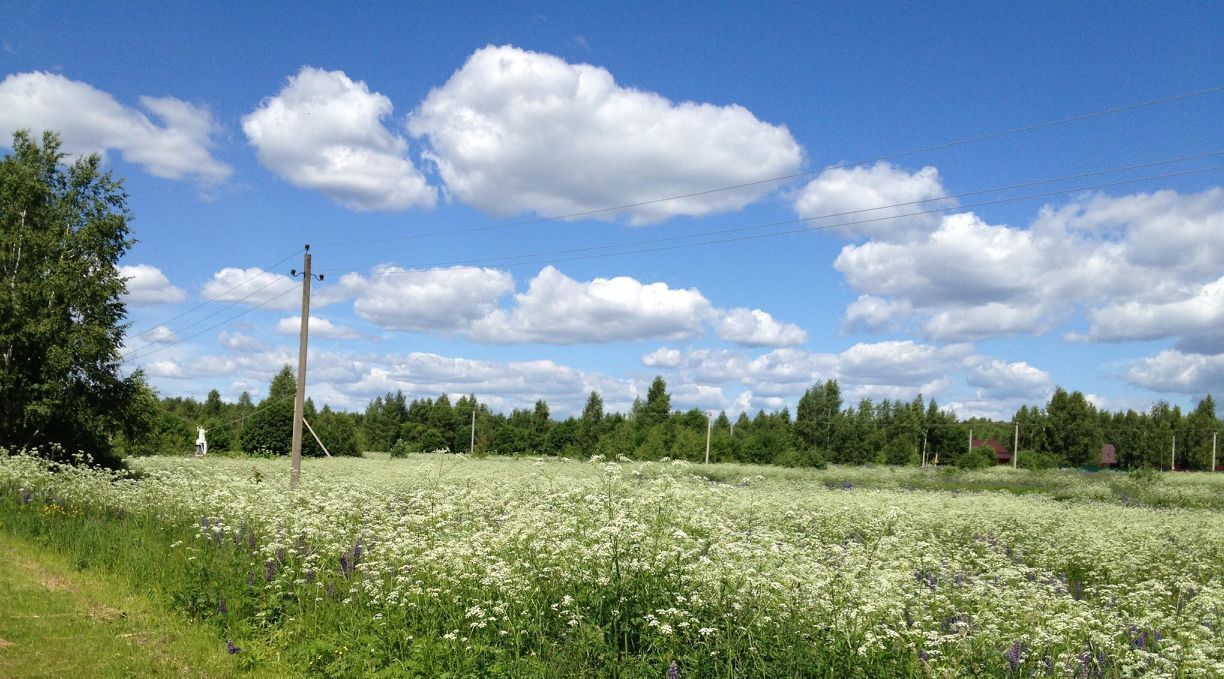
127, 249, 300, 339
125, 265, 302, 355
322, 155, 1224, 275
312, 83, 1224, 247
124, 283, 301, 363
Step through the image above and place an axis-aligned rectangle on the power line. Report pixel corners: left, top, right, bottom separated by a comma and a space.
313, 83, 1224, 247
124, 270, 300, 355
325, 158, 1224, 275
204, 394, 296, 431
124, 284, 301, 363
126, 249, 300, 339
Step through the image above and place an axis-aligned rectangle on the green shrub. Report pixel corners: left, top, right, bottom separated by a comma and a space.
773, 447, 827, 469
954, 446, 996, 469
1016, 450, 1057, 469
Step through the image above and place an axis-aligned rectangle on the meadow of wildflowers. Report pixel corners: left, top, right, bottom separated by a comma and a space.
1, 450, 1222, 678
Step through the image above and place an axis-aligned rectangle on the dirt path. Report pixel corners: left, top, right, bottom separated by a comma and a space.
0, 530, 285, 678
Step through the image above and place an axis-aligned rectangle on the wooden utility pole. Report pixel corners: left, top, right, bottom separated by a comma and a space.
470, 407, 476, 455
921, 434, 927, 467
1212, 431, 1217, 472
968, 428, 973, 457
705, 412, 712, 464
1171, 435, 1176, 471
1013, 424, 1019, 469
289, 245, 323, 490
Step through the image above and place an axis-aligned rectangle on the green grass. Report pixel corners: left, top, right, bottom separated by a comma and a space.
0, 528, 290, 678
2, 452, 1222, 677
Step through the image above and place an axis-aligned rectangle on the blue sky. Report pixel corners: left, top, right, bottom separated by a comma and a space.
3, 2, 1223, 417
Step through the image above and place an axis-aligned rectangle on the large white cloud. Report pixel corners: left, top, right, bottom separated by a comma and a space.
0, 72, 231, 186
964, 357, 1053, 401
842, 295, 912, 334
714, 308, 807, 347
339, 266, 514, 333
407, 45, 803, 224
120, 264, 187, 305
243, 67, 435, 211
834, 187, 1224, 342
327, 263, 805, 347
794, 162, 954, 240
276, 315, 360, 340
1126, 350, 1224, 394
202, 267, 302, 311
471, 266, 712, 343
1078, 275, 1224, 343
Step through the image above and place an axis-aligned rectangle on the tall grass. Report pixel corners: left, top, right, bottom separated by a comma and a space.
2, 451, 1222, 677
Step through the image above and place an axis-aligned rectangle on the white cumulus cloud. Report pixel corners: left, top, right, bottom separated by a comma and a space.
1126, 350, 1224, 394
715, 308, 807, 347
833, 187, 1224, 342
794, 162, 954, 240
243, 67, 436, 211
642, 347, 683, 368
471, 266, 712, 343
138, 325, 179, 345
408, 45, 803, 224
202, 267, 302, 311
340, 266, 514, 333
276, 315, 360, 339
120, 264, 187, 305
0, 72, 231, 186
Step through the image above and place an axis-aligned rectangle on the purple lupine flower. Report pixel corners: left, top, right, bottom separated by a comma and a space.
218, 594, 228, 615
276, 547, 286, 564
339, 553, 352, 577
1072, 581, 1083, 600
213, 529, 224, 548
264, 559, 277, 582
19, 489, 31, 504
918, 649, 929, 663
667, 660, 679, 679
247, 570, 255, 589
227, 640, 240, 655
352, 538, 363, 565
199, 516, 209, 531
1077, 651, 1092, 678
325, 582, 335, 598
1005, 641, 1023, 672
305, 569, 315, 583
246, 531, 257, 552
1044, 656, 1054, 675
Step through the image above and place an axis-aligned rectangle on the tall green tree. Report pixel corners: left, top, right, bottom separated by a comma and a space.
640, 377, 671, 430
1044, 388, 1103, 466
239, 365, 297, 455
0, 131, 153, 467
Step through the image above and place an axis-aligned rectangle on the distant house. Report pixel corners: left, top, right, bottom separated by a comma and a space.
1100, 443, 1118, 467
972, 438, 1012, 465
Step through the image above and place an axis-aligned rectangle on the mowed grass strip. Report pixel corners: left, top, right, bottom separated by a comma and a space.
0, 529, 285, 679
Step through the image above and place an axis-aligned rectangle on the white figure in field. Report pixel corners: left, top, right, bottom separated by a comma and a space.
195, 426, 208, 457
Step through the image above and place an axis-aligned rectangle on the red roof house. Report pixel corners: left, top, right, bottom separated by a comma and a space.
1100, 443, 1118, 467
972, 438, 1012, 465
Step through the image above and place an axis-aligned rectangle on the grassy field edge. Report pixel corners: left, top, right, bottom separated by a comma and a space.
0, 526, 289, 678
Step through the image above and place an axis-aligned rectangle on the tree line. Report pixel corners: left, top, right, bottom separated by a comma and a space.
142, 366, 1221, 471
2, 132, 1219, 472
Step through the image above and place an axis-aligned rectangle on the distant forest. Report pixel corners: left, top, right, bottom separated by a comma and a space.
130, 365, 1220, 471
